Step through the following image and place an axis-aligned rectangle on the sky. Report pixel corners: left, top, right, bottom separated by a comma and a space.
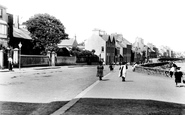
1, 0, 185, 52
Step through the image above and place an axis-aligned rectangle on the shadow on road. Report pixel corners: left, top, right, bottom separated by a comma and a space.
124, 80, 134, 82
101, 79, 110, 81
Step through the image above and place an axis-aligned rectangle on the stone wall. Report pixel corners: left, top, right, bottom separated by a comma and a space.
134, 65, 185, 77
56, 56, 76, 65
134, 66, 169, 77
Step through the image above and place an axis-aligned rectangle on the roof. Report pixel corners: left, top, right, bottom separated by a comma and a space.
101, 34, 115, 42
13, 27, 32, 40
102, 34, 109, 41
58, 38, 78, 48
113, 34, 131, 47
0, 4, 7, 9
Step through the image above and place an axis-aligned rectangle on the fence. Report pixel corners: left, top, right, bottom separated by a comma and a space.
20, 55, 50, 67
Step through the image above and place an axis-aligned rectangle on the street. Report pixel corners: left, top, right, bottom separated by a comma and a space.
0, 65, 110, 103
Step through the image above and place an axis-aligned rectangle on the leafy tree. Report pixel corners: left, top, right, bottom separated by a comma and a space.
70, 47, 82, 57
25, 13, 68, 54
56, 48, 70, 56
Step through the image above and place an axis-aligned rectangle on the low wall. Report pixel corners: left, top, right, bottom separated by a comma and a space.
21, 55, 50, 67
135, 65, 185, 77
134, 66, 169, 77
56, 56, 76, 65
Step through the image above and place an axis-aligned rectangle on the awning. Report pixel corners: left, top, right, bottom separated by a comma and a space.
0, 19, 7, 25
13, 27, 32, 40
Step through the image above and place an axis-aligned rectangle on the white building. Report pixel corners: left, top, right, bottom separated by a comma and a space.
85, 29, 115, 64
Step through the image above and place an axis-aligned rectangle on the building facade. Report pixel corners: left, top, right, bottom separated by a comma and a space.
114, 34, 132, 64
0, 4, 8, 48
85, 29, 115, 64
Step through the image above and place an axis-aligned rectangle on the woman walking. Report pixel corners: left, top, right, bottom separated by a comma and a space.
169, 66, 175, 78
119, 62, 128, 82
109, 62, 114, 71
8, 56, 13, 71
97, 61, 104, 80
174, 67, 183, 87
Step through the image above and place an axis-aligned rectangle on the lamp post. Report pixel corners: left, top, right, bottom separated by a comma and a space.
18, 42, 22, 70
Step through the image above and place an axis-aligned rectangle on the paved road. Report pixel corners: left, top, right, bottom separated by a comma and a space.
1, 65, 185, 106
76, 66, 185, 104
0, 65, 110, 103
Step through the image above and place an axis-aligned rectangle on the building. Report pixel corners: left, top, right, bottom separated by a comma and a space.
0, 4, 8, 48
113, 34, 132, 63
58, 36, 78, 49
132, 37, 145, 62
85, 29, 115, 64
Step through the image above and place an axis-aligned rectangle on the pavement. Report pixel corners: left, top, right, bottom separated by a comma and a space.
52, 66, 185, 115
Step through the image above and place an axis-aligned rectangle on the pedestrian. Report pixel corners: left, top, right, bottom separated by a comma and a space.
109, 63, 114, 71
8, 56, 13, 71
132, 62, 138, 72
118, 62, 128, 82
174, 67, 183, 87
169, 66, 175, 78
96, 61, 104, 80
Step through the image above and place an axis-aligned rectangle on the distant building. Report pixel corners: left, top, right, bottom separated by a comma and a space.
132, 37, 145, 62
85, 29, 115, 64
77, 41, 85, 50
113, 33, 132, 63
58, 37, 78, 50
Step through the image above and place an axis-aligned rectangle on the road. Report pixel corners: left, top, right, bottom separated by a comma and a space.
0, 65, 110, 103
0, 65, 185, 105
79, 68, 185, 104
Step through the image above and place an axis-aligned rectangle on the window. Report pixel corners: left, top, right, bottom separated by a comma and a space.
101, 46, 104, 52
0, 9, 2, 18
0, 24, 7, 35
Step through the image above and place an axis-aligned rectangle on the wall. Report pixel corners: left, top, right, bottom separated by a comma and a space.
134, 66, 169, 77
20, 55, 50, 67
56, 56, 76, 65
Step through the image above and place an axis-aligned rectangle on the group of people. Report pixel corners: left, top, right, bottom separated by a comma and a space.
169, 62, 184, 87
96, 61, 128, 82
96, 61, 184, 87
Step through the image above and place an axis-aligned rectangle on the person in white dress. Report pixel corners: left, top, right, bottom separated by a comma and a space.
118, 62, 128, 82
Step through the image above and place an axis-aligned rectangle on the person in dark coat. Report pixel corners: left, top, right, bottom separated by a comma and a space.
174, 67, 183, 87
109, 63, 114, 71
97, 61, 104, 80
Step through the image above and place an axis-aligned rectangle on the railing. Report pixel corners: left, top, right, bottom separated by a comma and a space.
21, 55, 50, 67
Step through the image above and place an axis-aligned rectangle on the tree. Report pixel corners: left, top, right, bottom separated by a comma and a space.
25, 13, 68, 54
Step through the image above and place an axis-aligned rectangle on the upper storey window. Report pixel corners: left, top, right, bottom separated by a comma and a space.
0, 24, 7, 35
0, 9, 2, 18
